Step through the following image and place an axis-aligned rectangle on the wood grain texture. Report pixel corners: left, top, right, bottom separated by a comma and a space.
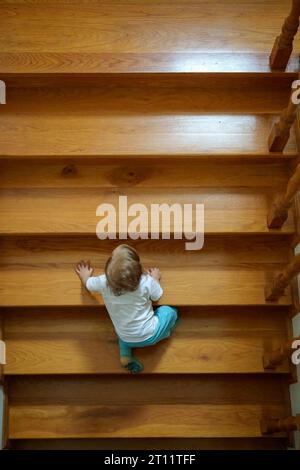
9, 404, 288, 438
1, 53, 300, 80
8, 375, 290, 438
4, 307, 289, 374
0, 188, 295, 236
1, 236, 290, 265
269, 90, 298, 152
265, 253, 300, 301
263, 334, 300, 369
0, 236, 292, 307
0, 0, 297, 448
8, 374, 288, 404
1, 266, 292, 307
0, 160, 291, 189
10, 437, 288, 450
1, 87, 298, 157
0, 159, 295, 235
269, 0, 300, 70
267, 164, 300, 229
1, 1, 300, 54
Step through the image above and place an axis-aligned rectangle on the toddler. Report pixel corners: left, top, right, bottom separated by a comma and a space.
76, 244, 178, 373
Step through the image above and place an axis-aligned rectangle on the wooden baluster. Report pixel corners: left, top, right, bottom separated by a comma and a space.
263, 336, 300, 369
260, 415, 300, 435
270, 0, 300, 70
267, 164, 300, 228
265, 253, 300, 301
268, 93, 298, 152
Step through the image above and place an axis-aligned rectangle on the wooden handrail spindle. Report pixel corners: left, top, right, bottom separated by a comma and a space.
267, 164, 300, 228
270, 0, 300, 70
260, 415, 300, 435
265, 253, 300, 301
263, 336, 300, 369
268, 92, 298, 153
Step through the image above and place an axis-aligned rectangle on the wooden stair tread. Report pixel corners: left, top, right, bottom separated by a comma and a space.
8, 404, 288, 439
1, 87, 298, 157
4, 307, 289, 375
2, 1, 300, 85
0, 267, 291, 307
0, 237, 291, 307
2, 1, 300, 58
8, 375, 290, 439
0, 187, 295, 235
0, 160, 295, 235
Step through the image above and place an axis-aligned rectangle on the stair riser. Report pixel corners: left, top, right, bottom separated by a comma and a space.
2, 71, 298, 88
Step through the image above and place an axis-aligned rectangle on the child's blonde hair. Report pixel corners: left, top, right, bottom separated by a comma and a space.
105, 244, 142, 296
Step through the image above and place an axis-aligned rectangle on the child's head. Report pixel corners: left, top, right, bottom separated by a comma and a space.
105, 244, 142, 296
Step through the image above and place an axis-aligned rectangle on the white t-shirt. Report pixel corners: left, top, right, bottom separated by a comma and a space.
86, 273, 163, 343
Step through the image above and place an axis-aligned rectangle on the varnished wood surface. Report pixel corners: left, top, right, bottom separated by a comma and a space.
1, 236, 290, 266
265, 252, 300, 301
269, 89, 299, 152
10, 437, 288, 450
269, 0, 300, 70
0, 0, 297, 448
0, 160, 291, 189
267, 164, 300, 229
0, 187, 295, 235
0, 236, 292, 307
1, 53, 300, 81
1, 261, 292, 307
1, 87, 298, 157
9, 404, 288, 438
2, 79, 295, 112
4, 307, 289, 375
0, 157, 295, 236
9, 375, 288, 406
1, 1, 299, 54
8, 375, 290, 438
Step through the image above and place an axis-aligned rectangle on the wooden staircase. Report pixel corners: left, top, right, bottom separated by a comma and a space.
1, 0, 300, 450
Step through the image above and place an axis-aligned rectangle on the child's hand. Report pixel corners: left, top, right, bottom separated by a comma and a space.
147, 267, 161, 282
75, 260, 94, 286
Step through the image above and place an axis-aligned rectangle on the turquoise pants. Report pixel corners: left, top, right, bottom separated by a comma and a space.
118, 305, 178, 358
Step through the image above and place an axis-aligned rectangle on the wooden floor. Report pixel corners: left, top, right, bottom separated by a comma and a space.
0, 0, 298, 450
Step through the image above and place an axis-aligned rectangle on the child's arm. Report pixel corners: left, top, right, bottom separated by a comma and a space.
75, 260, 94, 288
147, 267, 163, 301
